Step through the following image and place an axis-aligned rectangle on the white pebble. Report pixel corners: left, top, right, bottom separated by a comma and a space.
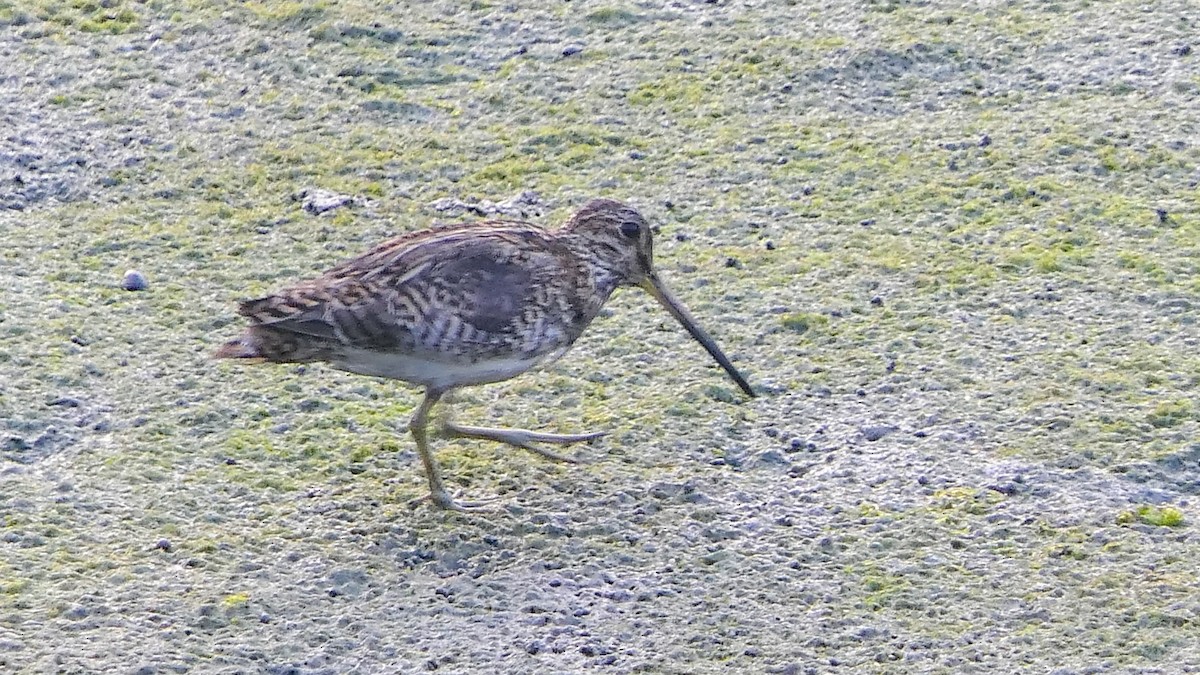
122, 269, 148, 291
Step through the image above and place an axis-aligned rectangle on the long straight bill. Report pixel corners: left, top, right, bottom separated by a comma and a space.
639, 273, 755, 398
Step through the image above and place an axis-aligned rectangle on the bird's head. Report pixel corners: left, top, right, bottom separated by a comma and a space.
562, 198, 754, 398
563, 197, 655, 286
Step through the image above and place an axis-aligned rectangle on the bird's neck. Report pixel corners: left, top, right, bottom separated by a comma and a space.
558, 229, 626, 320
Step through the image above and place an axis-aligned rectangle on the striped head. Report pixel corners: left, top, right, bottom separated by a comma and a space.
561, 198, 655, 288
562, 198, 755, 398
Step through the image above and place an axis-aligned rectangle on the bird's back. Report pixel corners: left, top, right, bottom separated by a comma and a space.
218, 221, 605, 388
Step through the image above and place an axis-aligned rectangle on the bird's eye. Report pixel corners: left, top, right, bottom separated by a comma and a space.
619, 221, 641, 239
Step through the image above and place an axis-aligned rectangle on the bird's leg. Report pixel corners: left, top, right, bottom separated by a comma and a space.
441, 421, 605, 463
406, 388, 494, 512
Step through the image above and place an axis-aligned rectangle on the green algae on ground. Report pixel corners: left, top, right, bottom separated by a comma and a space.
1118, 505, 1186, 528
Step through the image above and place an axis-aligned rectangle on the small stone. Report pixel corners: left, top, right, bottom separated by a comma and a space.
750, 449, 790, 467
64, 604, 90, 620
1045, 417, 1072, 431
4, 436, 30, 452
297, 188, 360, 215
862, 425, 897, 441
562, 44, 583, 57
122, 269, 148, 291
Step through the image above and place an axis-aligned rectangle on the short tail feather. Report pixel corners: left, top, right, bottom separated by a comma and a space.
213, 334, 263, 360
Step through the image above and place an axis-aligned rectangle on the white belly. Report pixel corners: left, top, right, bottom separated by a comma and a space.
331, 345, 569, 390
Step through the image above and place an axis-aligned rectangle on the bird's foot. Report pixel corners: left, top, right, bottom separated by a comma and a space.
442, 422, 605, 462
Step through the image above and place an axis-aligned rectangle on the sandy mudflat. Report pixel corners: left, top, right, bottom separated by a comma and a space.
2, 1, 1199, 672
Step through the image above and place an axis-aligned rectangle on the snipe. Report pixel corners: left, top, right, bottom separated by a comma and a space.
215, 198, 754, 510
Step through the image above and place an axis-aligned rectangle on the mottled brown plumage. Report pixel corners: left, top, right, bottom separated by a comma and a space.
215, 198, 753, 510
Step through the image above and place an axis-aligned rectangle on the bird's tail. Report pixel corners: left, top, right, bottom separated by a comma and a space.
213, 333, 264, 360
